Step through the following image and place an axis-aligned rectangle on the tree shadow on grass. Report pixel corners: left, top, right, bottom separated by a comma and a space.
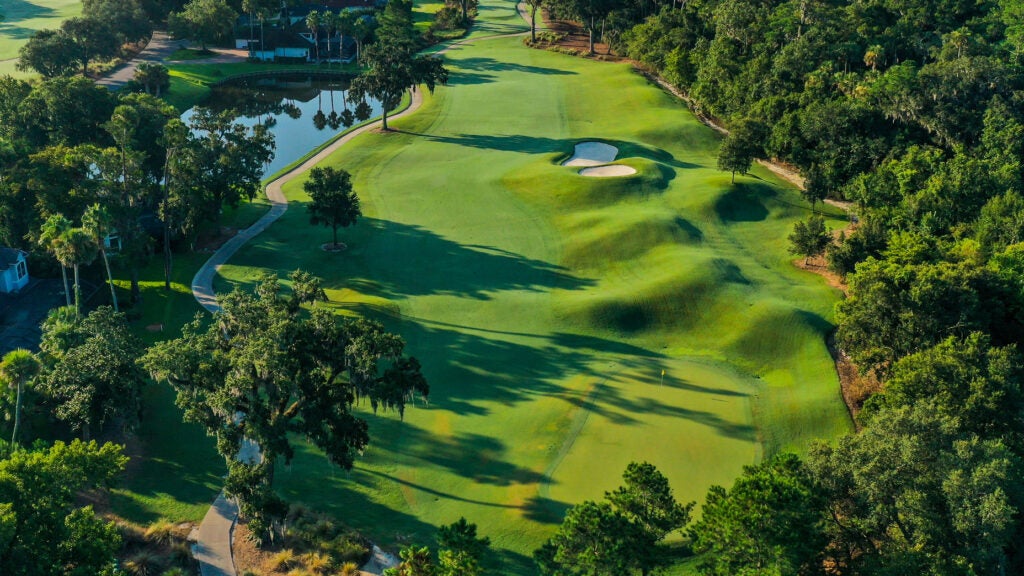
342, 217, 595, 301
714, 182, 778, 222
403, 132, 700, 173
346, 308, 757, 442
0, 0, 57, 41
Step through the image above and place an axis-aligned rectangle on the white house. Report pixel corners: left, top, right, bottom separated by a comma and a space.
0, 248, 28, 293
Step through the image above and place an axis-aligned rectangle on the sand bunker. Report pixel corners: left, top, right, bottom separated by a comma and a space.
562, 141, 637, 177
578, 165, 638, 177
563, 142, 619, 167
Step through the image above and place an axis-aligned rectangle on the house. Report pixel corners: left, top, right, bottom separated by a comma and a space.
236, 4, 368, 62
0, 248, 29, 294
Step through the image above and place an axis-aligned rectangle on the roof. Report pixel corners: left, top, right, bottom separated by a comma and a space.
0, 248, 24, 268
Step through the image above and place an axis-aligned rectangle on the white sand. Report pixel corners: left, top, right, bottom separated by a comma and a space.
578, 165, 637, 177
563, 141, 619, 167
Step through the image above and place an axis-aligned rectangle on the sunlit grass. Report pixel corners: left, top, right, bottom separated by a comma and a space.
216, 7, 852, 572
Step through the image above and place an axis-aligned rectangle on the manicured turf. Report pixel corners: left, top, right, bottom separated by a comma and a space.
0, 0, 82, 78
214, 2, 852, 571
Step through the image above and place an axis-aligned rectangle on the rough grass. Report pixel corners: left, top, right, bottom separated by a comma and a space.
214, 12, 851, 572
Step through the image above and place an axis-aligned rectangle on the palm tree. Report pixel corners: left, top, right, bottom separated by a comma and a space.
242, 0, 259, 58
82, 204, 119, 312
338, 10, 354, 61
62, 228, 98, 316
352, 15, 369, 62
0, 349, 40, 448
325, 12, 338, 65
306, 10, 322, 62
39, 214, 73, 307
864, 45, 884, 71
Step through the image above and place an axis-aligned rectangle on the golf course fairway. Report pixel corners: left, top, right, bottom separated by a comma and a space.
214, 3, 853, 571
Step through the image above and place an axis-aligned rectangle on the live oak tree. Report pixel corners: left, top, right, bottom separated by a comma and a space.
305, 166, 361, 249
349, 0, 448, 131
60, 17, 121, 77
16, 30, 80, 78
82, 0, 152, 46
0, 440, 126, 576
141, 272, 429, 542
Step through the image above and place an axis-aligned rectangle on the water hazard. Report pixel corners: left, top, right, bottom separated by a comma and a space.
181, 73, 384, 178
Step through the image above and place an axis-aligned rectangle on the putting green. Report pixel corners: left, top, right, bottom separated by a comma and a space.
216, 4, 851, 571
0, 0, 82, 78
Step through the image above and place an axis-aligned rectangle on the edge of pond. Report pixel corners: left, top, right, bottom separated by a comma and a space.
261, 89, 414, 185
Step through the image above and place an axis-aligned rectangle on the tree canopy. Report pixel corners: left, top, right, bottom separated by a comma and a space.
142, 271, 428, 541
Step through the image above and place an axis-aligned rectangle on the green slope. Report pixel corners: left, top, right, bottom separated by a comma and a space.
216, 8, 851, 572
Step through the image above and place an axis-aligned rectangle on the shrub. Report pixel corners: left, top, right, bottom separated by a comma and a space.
123, 551, 166, 576
144, 520, 176, 546
337, 562, 361, 576
169, 541, 193, 567
303, 552, 333, 574
270, 549, 300, 572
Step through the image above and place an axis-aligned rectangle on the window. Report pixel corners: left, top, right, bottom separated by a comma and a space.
16, 260, 25, 279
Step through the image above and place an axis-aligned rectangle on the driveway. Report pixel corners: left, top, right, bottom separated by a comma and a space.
97, 30, 181, 89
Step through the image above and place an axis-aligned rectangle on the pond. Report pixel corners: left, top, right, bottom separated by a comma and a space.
181, 73, 384, 178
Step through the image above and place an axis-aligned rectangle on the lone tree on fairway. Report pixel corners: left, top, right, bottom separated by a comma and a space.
142, 271, 429, 543
788, 214, 831, 264
717, 119, 766, 184
349, 0, 447, 131
306, 167, 361, 249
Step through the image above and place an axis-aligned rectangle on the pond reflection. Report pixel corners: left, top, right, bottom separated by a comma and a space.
182, 74, 384, 177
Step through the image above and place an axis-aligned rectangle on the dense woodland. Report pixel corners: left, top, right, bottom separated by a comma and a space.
1, 0, 1024, 573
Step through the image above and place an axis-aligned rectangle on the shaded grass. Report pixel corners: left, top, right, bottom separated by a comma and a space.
0, 0, 82, 78
214, 16, 851, 573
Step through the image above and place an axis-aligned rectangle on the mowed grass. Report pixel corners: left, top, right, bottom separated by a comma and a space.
215, 10, 851, 573
0, 0, 82, 77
